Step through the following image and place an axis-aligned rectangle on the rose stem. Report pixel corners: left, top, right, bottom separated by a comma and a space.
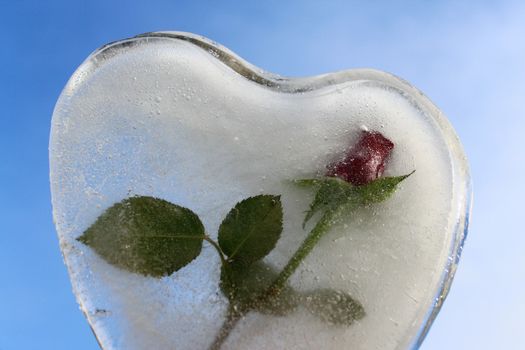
209, 210, 338, 349
203, 235, 228, 267
263, 210, 335, 297
202, 235, 245, 350
209, 305, 243, 350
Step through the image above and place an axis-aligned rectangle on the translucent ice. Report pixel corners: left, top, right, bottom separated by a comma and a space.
50, 32, 470, 350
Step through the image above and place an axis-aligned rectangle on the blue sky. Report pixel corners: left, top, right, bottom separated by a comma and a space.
1, 1, 524, 349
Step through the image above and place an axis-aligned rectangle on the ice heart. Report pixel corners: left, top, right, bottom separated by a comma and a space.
50, 32, 471, 350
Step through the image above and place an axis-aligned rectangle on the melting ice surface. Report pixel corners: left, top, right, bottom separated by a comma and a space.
50, 33, 469, 350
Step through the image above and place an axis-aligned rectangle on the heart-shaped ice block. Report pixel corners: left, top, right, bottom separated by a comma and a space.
50, 32, 471, 350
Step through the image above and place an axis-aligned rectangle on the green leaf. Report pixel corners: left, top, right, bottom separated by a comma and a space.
301, 289, 365, 325
301, 177, 356, 228
220, 262, 299, 316
77, 196, 205, 277
355, 171, 415, 205
218, 195, 283, 267
296, 172, 414, 227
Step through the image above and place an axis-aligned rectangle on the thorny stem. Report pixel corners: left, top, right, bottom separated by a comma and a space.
208, 210, 336, 350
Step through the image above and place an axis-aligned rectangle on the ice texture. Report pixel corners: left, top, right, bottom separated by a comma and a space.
50, 33, 468, 350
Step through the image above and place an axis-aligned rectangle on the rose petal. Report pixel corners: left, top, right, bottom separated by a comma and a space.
326, 131, 394, 185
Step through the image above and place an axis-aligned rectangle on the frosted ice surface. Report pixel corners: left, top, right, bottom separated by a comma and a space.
50, 34, 465, 350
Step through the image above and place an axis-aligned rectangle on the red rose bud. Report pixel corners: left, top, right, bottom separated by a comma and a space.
326, 130, 394, 185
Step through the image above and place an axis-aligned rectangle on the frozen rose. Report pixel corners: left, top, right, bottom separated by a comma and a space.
326, 131, 394, 185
